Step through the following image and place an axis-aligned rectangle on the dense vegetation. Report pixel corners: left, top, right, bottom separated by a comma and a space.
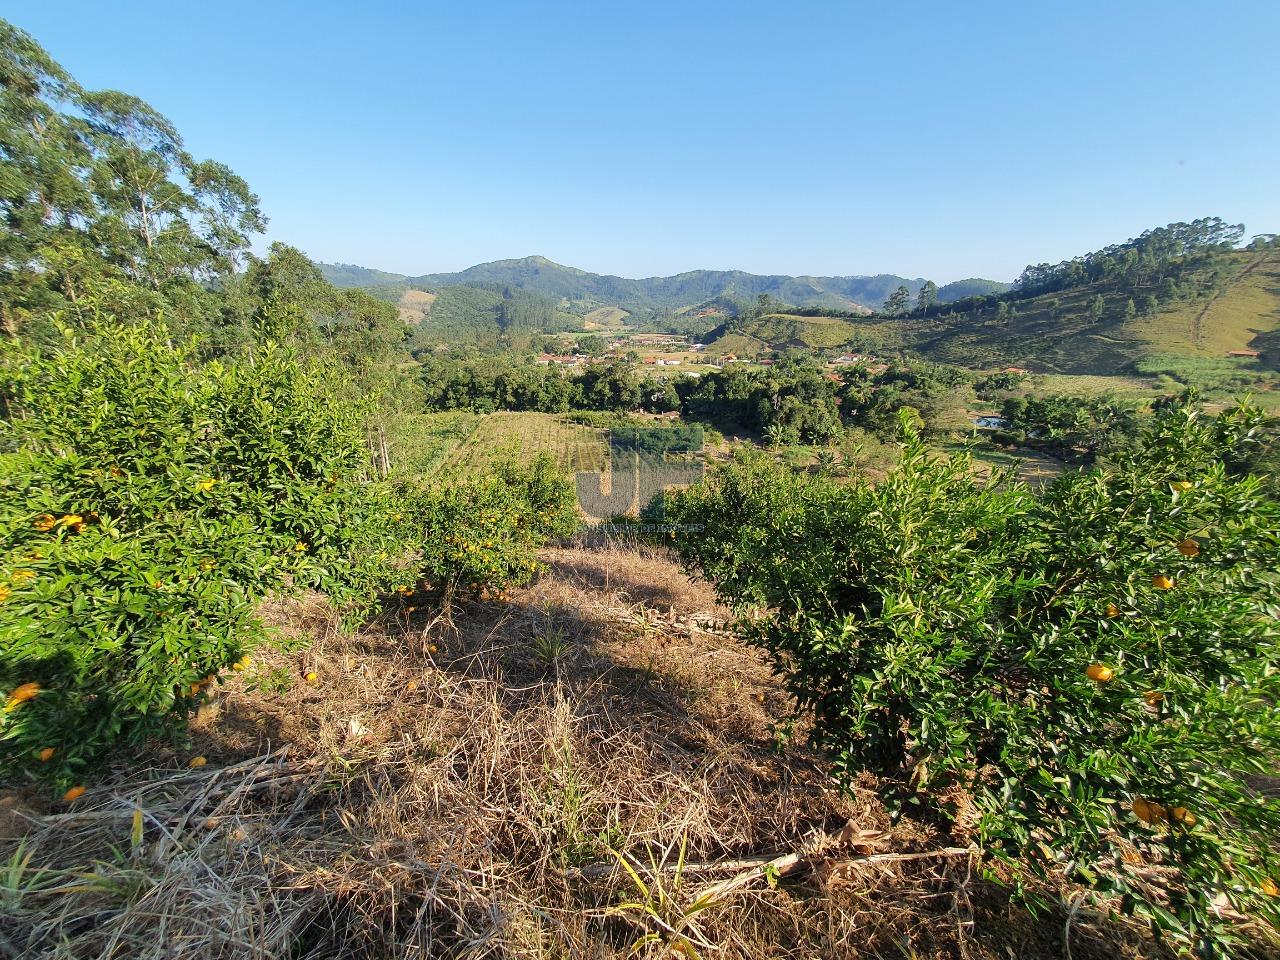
666, 402, 1280, 954
0, 21, 578, 791
1, 320, 403, 784
1011, 218, 1245, 299
996, 394, 1143, 462
419, 351, 983, 445
402, 283, 574, 349
5, 14, 1280, 958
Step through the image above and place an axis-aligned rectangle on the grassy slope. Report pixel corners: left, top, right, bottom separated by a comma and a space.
583, 306, 631, 329
699, 253, 1280, 377
910, 251, 1280, 374
1129, 254, 1280, 360
397, 288, 436, 324
705, 313, 896, 356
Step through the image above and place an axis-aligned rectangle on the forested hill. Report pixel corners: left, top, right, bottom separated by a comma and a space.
700, 223, 1280, 375
318, 255, 1008, 313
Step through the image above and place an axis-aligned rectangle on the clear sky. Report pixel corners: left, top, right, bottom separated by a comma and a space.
9, 1, 1280, 282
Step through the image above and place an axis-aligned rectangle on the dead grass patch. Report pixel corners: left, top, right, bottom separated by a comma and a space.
0, 547, 1192, 959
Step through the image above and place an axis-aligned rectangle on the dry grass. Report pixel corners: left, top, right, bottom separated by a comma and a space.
0, 545, 1195, 959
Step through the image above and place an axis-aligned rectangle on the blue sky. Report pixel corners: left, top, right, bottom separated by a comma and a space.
10, 1, 1280, 282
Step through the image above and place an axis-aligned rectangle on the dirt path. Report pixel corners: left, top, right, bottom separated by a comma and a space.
1190, 251, 1274, 347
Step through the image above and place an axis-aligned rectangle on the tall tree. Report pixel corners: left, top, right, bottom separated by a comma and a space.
915, 280, 939, 313
0, 19, 264, 336
882, 284, 912, 316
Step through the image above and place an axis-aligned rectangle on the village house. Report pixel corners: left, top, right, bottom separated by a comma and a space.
536, 354, 583, 367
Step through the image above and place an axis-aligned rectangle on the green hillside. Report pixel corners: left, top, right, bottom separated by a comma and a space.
316, 262, 410, 287
705, 314, 865, 356
319, 255, 1009, 314
401, 284, 579, 348
900, 249, 1279, 373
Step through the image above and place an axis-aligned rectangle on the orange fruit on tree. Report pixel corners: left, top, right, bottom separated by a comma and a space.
1085, 663, 1114, 683
5, 682, 41, 710
38, 747, 55, 762
1176, 538, 1200, 557
1152, 574, 1174, 590
63, 785, 86, 803
1132, 796, 1166, 824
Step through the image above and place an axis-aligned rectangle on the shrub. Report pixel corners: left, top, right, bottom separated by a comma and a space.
666, 404, 1280, 953
609, 422, 704, 457
0, 319, 406, 789
400, 454, 578, 596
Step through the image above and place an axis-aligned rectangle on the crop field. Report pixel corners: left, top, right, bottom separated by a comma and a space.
1027, 373, 1163, 401
385, 411, 480, 475
397, 288, 436, 324
396, 412, 609, 477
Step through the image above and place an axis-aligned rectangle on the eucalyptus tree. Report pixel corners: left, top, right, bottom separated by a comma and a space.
915, 279, 938, 313
882, 284, 912, 316
0, 19, 264, 336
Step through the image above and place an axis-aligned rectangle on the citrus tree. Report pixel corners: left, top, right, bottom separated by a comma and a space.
0, 318, 408, 790
665, 403, 1280, 954
398, 454, 579, 597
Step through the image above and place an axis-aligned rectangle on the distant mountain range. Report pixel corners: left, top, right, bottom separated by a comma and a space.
318, 255, 1010, 314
